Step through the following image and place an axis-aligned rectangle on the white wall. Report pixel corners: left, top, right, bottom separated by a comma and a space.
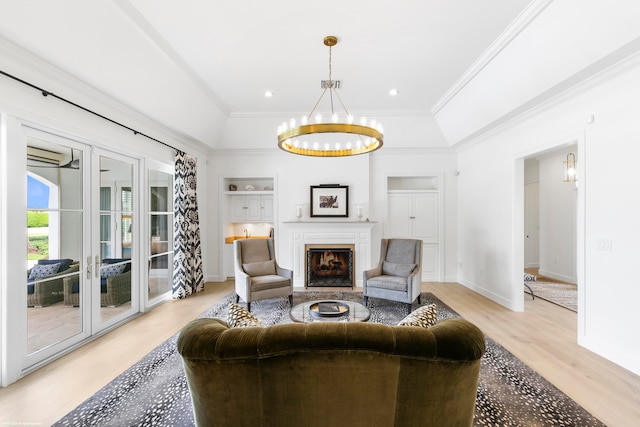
207, 150, 374, 282
207, 147, 459, 283
456, 52, 640, 376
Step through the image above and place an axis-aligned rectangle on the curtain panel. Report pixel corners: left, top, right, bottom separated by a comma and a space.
172, 150, 204, 298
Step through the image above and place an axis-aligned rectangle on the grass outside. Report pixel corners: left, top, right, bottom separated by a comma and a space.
28, 234, 48, 260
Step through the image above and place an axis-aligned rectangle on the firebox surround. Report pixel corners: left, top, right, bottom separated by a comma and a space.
281, 221, 376, 288
306, 244, 355, 288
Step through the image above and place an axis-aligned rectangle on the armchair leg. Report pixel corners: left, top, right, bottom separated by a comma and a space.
363, 296, 368, 306
235, 294, 240, 303
247, 302, 251, 312
406, 303, 412, 314
417, 294, 421, 305
288, 295, 293, 306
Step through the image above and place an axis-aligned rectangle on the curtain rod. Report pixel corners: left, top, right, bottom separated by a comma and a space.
0, 69, 178, 152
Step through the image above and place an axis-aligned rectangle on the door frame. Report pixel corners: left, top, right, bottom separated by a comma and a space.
513, 131, 585, 337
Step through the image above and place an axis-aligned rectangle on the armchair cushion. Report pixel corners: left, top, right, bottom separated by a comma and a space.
28, 263, 61, 280
228, 303, 264, 328
366, 275, 408, 292
242, 260, 276, 277
398, 304, 438, 328
382, 261, 416, 277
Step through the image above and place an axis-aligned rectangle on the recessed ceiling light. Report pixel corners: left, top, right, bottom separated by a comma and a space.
265, 91, 273, 98
389, 89, 399, 96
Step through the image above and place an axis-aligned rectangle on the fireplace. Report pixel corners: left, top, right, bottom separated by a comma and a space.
282, 221, 376, 288
306, 244, 354, 288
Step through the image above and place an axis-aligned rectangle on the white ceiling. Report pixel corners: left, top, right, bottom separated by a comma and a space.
0, 0, 534, 148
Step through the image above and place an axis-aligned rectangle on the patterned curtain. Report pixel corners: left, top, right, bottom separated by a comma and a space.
172, 150, 204, 298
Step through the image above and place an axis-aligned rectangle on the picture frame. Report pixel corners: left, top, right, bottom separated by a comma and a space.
310, 185, 349, 217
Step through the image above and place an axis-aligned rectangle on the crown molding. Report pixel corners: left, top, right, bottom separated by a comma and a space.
112, 0, 230, 116
430, 0, 555, 115
228, 110, 433, 119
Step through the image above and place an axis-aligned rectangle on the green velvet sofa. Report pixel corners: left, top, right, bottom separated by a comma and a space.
177, 317, 485, 427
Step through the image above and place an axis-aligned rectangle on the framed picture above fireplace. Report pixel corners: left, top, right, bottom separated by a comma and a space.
310, 185, 349, 217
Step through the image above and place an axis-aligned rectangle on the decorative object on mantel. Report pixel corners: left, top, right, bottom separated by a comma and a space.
263, 185, 272, 191
228, 184, 237, 191
356, 204, 363, 221
276, 36, 383, 157
244, 184, 255, 191
295, 205, 303, 221
310, 185, 349, 217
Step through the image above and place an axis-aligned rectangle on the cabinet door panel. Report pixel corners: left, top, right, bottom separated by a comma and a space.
230, 197, 248, 222
245, 195, 262, 221
261, 195, 274, 221
387, 194, 413, 238
414, 193, 439, 243
421, 243, 440, 280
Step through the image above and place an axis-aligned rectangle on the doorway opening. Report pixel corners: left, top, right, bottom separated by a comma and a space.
523, 146, 578, 312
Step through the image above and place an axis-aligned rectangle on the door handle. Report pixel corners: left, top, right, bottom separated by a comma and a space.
86, 255, 92, 279
95, 255, 100, 278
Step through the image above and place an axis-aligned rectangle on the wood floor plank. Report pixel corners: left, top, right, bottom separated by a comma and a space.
0, 280, 638, 426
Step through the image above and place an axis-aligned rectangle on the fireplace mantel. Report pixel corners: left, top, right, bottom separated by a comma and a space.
281, 221, 377, 288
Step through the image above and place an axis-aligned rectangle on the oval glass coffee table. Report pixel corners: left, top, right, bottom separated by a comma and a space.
290, 299, 370, 323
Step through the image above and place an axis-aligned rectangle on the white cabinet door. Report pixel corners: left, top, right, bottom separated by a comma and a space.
229, 194, 273, 222
230, 196, 248, 222
387, 193, 413, 238
414, 193, 439, 243
245, 195, 262, 221
261, 195, 274, 222
387, 191, 441, 281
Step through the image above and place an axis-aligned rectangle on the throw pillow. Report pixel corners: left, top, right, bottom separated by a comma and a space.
28, 262, 61, 280
398, 304, 438, 328
228, 303, 264, 328
242, 260, 276, 277
382, 261, 416, 277
100, 263, 127, 278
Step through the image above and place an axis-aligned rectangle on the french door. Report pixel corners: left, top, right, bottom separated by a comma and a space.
25, 128, 139, 368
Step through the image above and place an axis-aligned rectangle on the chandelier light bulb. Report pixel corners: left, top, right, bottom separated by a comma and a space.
315, 113, 322, 124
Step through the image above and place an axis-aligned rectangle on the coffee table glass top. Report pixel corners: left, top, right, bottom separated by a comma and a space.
290, 299, 370, 323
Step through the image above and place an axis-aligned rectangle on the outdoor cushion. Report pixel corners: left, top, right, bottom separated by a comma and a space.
28, 263, 61, 280
100, 263, 126, 278
38, 258, 73, 272
102, 258, 131, 273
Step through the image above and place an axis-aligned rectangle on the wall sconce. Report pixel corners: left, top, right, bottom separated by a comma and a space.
563, 153, 577, 182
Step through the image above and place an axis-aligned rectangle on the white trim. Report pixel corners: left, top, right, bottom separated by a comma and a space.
431, 0, 555, 115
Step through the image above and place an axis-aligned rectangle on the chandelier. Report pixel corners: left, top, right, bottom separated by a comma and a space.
277, 36, 384, 157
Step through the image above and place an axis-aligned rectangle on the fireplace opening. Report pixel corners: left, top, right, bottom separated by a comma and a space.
306, 244, 354, 288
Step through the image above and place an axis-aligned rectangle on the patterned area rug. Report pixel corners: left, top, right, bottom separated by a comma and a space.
525, 275, 577, 312
54, 291, 603, 426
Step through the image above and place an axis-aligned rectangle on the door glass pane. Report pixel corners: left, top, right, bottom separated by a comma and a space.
148, 170, 173, 299
27, 141, 83, 355
99, 156, 133, 322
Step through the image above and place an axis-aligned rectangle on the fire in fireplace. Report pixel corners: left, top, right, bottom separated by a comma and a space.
306, 245, 354, 287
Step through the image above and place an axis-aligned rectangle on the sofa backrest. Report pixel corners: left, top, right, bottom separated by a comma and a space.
178, 317, 485, 427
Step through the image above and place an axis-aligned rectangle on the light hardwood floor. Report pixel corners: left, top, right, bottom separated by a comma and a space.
1, 280, 639, 426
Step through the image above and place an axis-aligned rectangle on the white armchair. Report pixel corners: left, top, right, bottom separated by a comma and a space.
233, 238, 293, 312
363, 238, 423, 313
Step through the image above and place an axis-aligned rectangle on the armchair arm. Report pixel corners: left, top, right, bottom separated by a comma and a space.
275, 264, 293, 280
364, 265, 382, 280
